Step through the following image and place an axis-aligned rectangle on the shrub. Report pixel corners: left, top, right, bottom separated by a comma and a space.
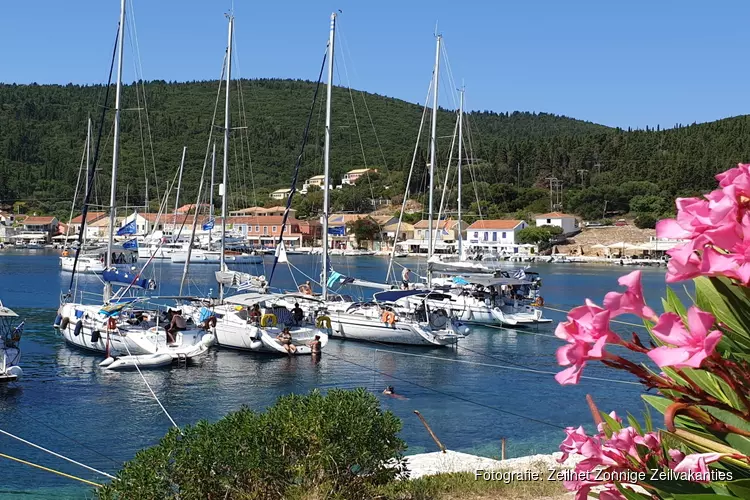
633, 213, 657, 229
98, 388, 407, 499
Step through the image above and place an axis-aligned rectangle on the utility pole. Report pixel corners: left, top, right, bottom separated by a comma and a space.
577, 169, 588, 184
545, 177, 558, 211
603, 200, 608, 220
517, 162, 520, 188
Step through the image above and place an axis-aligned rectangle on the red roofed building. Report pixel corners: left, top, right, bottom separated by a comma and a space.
69, 212, 107, 234
466, 219, 528, 251
534, 212, 579, 235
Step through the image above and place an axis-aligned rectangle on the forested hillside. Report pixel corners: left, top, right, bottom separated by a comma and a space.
1, 78, 749, 225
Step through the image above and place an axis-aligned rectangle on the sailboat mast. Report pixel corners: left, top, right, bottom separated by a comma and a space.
427, 34, 441, 287
457, 87, 464, 259
219, 14, 233, 301
104, 0, 127, 302
174, 146, 187, 225
209, 142, 216, 248
85, 117, 91, 196
321, 12, 336, 301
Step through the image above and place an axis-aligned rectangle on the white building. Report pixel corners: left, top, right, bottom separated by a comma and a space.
466, 219, 528, 253
270, 188, 294, 201
301, 175, 327, 194
534, 212, 579, 235
341, 168, 377, 186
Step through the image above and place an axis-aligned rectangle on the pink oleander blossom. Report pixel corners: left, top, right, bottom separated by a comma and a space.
606, 427, 639, 459
598, 487, 627, 500
647, 307, 722, 369
664, 242, 703, 283
558, 426, 591, 463
603, 271, 657, 321
634, 431, 660, 451
672, 453, 727, 482
668, 449, 686, 467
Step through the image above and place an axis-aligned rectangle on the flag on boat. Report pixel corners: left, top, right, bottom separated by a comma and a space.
328, 226, 345, 236
274, 242, 288, 263
122, 238, 138, 250
202, 216, 215, 231
327, 271, 342, 288
117, 219, 137, 236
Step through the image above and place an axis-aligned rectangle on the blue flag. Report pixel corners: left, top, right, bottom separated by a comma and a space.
117, 219, 137, 236
328, 226, 345, 236
202, 216, 215, 231
123, 238, 138, 250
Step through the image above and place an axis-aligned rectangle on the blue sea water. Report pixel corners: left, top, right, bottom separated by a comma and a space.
0, 250, 676, 498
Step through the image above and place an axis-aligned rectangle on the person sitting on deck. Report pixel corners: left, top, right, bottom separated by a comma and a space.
298, 281, 313, 295
308, 334, 321, 354
248, 304, 261, 324
401, 267, 411, 290
166, 308, 187, 345
291, 302, 304, 325
276, 327, 296, 354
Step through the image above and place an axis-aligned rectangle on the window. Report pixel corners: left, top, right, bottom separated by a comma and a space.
502, 232, 506, 239
546, 219, 551, 224
263, 226, 268, 235
272, 226, 278, 232
493, 232, 497, 241
483, 232, 488, 241
473, 231, 478, 238
255, 225, 260, 232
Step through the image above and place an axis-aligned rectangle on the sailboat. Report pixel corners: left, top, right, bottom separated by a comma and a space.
274, 18, 466, 347
0, 301, 23, 382
188, 13, 329, 355
55, 0, 214, 364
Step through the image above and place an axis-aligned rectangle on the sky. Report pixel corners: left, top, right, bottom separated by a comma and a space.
1, 0, 749, 129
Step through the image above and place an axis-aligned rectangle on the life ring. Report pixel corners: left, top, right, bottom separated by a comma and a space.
380, 310, 396, 326
260, 314, 277, 328
60, 317, 70, 330
107, 317, 117, 330
532, 296, 545, 307
316, 316, 332, 329
73, 320, 83, 337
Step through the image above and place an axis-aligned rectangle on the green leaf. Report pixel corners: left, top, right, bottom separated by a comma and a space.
600, 410, 623, 436
614, 483, 652, 500
627, 413, 643, 435
725, 434, 750, 458
694, 277, 750, 350
665, 286, 688, 318
673, 495, 738, 499
726, 479, 750, 498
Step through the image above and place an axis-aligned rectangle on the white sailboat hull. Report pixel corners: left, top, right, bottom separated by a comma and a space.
327, 311, 462, 346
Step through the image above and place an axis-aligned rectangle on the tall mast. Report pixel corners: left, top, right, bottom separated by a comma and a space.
427, 34, 441, 287
321, 12, 336, 301
85, 117, 91, 196
219, 14, 233, 302
174, 146, 187, 226
104, 0, 127, 302
209, 142, 216, 249
457, 87, 464, 259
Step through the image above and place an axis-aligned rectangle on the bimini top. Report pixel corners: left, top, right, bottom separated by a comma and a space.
226, 292, 326, 307
0, 301, 18, 318
373, 289, 428, 303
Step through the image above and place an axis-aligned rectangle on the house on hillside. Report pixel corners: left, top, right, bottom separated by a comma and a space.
0, 211, 15, 226
534, 212, 578, 235
301, 175, 326, 194
229, 206, 295, 217
381, 221, 415, 244
327, 214, 396, 250
219, 216, 305, 248
341, 168, 377, 186
270, 188, 294, 201
176, 203, 211, 214
466, 219, 529, 254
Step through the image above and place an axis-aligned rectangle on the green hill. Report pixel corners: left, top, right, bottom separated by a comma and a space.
0, 79, 747, 224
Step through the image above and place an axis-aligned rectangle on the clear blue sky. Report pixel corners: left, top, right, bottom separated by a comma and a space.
1, 0, 748, 129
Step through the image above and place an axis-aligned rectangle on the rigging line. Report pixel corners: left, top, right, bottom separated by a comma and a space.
0, 427, 115, 479
439, 40, 461, 111
65, 24, 120, 296
373, 349, 642, 387
64, 129, 89, 248
267, 47, 328, 287
0, 452, 103, 488
125, 5, 149, 208
433, 111, 460, 252
120, 341, 181, 431
127, 0, 160, 203
337, 24, 389, 173
322, 351, 566, 429
386, 80, 433, 284
7, 408, 120, 467
232, 58, 258, 209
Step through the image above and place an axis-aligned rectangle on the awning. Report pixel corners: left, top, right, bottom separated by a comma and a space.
374, 289, 427, 302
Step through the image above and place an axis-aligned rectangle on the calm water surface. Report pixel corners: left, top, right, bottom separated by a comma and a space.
0, 250, 676, 498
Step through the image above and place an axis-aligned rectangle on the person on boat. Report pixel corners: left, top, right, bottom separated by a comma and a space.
291, 302, 304, 325
276, 327, 296, 354
248, 304, 261, 325
308, 334, 322, 355
298, 281, 313, 295
401, 267, 411, 290
166, 308, 187, 345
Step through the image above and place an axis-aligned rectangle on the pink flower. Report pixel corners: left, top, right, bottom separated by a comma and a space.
664, 242, 703, 283
647, 307, 722, 369
716, 163, 750, 192
555, 339, 608, 385
603, 271, 657, 321
634, 431, 660, 451
672, 452, 727, 482
668, 448, 686, 466
606, 427, 639, 458
597, 410, 622, 433
558, 426, 590, 463
598, 487, 627, 500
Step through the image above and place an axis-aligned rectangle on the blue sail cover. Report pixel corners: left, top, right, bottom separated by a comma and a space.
373, 289, 427, 303
102, 269, 155, 290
